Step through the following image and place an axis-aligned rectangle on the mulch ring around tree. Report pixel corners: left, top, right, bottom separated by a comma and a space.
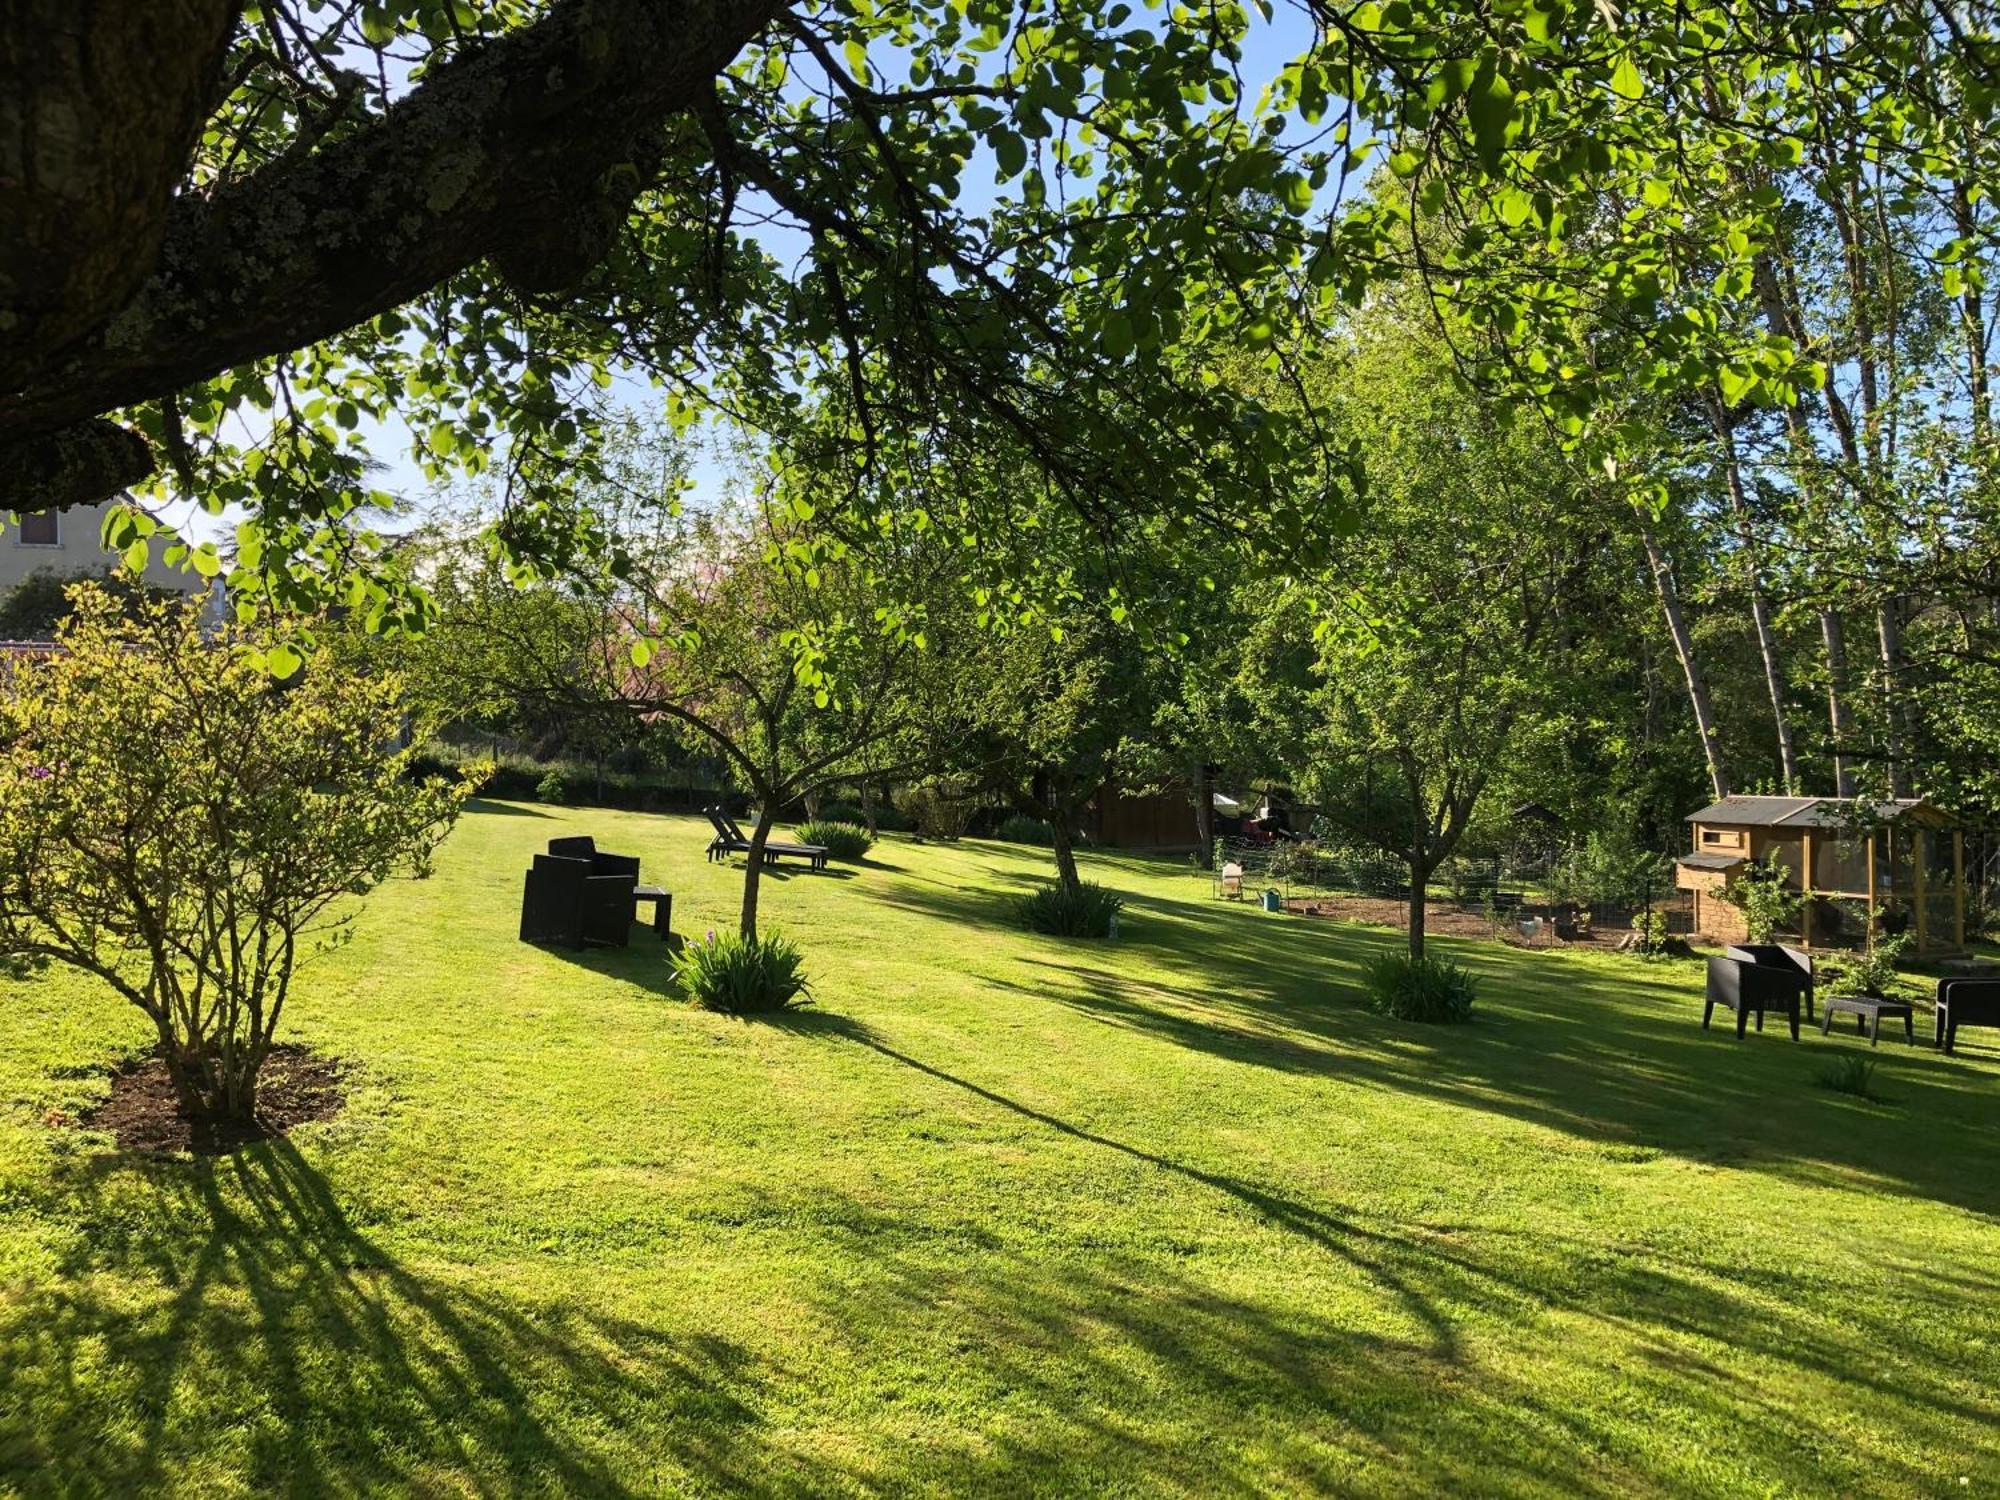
77, 1044, 348, 1155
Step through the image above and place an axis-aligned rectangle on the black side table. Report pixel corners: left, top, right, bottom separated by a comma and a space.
632, 885, 673, 939
1820, 994, 1916, 1047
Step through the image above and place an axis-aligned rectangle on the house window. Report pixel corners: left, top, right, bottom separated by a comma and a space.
15, 511, 58, 546
1701, 828, 1745, 850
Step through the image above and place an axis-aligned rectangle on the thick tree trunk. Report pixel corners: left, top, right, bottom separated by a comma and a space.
739, 804, 775, 941
153, 1020, 263, 1126
1711, 398, 1797, 791
1193, 761, 1216, 869
860, 781, 879, 836
1, 0, 785, 511
1633, 509, 1731, 800
0, 0, 239, 379
1050, 819, 1082, 895
1407, 852, 1428, 962
1821, 609, 1858, 798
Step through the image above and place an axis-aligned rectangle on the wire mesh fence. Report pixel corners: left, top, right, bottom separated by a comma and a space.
1206, 836, 1693, 944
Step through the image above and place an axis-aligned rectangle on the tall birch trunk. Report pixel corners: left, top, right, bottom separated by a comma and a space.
1710, 395, 1798, 791
1875, 601, 1914, 798
1633, 508, 1732, 800
1820, 609, 1858, 798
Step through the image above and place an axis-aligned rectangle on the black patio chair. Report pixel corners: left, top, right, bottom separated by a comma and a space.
705, 807, 830, 871
704, 807, 751, 863
1935, 978, 2000, 1055
1703, 952, 1806, 1040
1724, 943, 1816, 1021
519, 853, 636, 949
546, 835, 641, 881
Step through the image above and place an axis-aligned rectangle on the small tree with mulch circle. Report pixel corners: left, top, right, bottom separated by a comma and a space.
0, 585, 476, 1130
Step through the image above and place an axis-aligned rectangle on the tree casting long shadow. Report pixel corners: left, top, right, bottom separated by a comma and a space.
875, 865, 2000, 1219
0, 1143, 787, 1496
776, 1013, 1999, 1495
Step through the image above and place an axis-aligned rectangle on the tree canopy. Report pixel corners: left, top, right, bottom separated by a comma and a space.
13, 1, 1994, 624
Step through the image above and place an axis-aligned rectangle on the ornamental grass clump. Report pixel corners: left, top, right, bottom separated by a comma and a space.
1814, 1054, 1887, 1103
1018, 881, 1123, 938
1361, 951, 1478, 1023
672, 931, 813, 1014
794, 820, 874, 861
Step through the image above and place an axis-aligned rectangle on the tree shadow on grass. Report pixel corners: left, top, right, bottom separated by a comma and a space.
780, 1235, 1997, 1496
463, 797, 556, 818
769, 1022, 2000, 1495
7, 1047, 1996, 1495
877, 872, 2000, 1220
0, 1142, 805, 1497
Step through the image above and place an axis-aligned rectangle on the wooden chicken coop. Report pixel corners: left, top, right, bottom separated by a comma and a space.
1675, 796, 1965, 954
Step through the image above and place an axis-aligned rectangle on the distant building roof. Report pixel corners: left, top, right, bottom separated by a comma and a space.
1508, 801, 1563, 825
1685, 795, 1947, 828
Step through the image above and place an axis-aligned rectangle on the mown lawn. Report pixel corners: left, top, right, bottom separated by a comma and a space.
3, 803, 1998, 1497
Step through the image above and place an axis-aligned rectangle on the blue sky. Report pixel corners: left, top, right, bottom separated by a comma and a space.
182, 3, 1325, 547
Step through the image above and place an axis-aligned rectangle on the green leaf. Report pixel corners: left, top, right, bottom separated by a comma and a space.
843, 37, 871, 84
1102, 310, 1136, 361
1466, 67, 1516, 168
1610, 53, 1645, 101
994, 130, 1027, 180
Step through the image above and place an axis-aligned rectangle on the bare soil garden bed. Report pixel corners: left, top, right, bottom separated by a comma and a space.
1284, 895, 1655, 950
77, 1043, 348, 1155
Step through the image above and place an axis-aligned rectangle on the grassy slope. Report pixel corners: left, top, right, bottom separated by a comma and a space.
2, 803, 1998, 1498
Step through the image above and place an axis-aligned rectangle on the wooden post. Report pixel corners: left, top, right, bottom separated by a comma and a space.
1865, 832, 1878, 954
1801, 826, 1815, 948
1955, 828, 1966, 951
1914, 828, 1929, 954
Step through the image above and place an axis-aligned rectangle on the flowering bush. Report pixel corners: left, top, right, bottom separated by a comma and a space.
0, 586, 475, 1125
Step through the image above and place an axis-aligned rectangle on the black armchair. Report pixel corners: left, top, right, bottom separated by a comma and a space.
1935, 979, 2000, 1054
1724, 943, 1816, 1020
546, 835, 641, 880
1704, 953, 1806, 1040
519, 853, 637, 949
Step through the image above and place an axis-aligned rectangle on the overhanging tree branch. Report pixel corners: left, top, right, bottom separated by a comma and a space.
0, 0, 783, 513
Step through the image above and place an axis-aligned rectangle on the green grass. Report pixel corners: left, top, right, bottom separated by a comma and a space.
3, 804, 1998, 1496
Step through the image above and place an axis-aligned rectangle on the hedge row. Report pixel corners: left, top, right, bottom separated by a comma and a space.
405, 750, 745, 815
